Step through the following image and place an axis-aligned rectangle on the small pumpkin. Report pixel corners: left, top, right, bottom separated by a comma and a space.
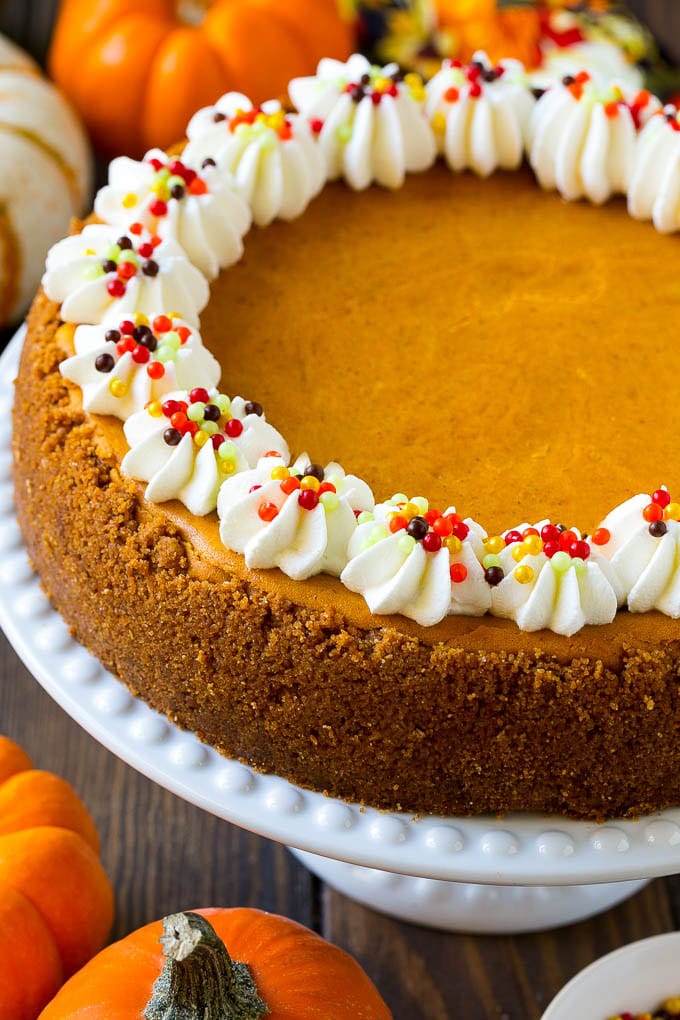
0, 34, 92, 326
0, 736, 114, 1020
48, 0, 354, 158
39, 908, 392, 1019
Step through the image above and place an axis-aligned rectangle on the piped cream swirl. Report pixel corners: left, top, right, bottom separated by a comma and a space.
289, 54, 436, 190
184, 96, 325, 227
218, 455, 374, 580
42, 224, 209, 326
95, 149, 251, 279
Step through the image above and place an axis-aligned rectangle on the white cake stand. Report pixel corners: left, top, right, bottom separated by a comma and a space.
3, 328, 680, 933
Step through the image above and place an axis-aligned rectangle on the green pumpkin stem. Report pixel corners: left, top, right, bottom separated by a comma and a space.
143, 912, 269, 1020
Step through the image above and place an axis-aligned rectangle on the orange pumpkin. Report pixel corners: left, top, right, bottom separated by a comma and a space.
48, 0, 353, 158
39, 908, 392, 1019
0, 736, 114, 1020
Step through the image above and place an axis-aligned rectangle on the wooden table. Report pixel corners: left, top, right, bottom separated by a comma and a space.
1, 631, 679, 1019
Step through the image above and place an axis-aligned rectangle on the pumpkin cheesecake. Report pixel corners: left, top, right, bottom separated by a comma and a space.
13, 54, 680, 820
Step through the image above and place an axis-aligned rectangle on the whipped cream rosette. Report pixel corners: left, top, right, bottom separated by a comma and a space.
529, 73, 658, 205
59, 313, 220, 420
594, 489, 680, 616
183, 95, 324, 227
218, 455, 374, 581
425, 54, 535, 177
629, 107, 680, 233
121, 390, 288, 517
489, 522, 624, 637
42, 224, 209, 326
94, 150, 251, 280
340, 496, 490, 627
288, 54, 436, 191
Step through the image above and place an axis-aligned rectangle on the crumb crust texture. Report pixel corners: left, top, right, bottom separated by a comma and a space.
13, 292, 680, 822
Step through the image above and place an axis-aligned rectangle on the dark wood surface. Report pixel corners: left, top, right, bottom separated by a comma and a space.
2, 629, 680, 1019
0, 2, 678, 1016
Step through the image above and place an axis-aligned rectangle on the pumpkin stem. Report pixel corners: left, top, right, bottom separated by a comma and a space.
143, 912, 269, 1020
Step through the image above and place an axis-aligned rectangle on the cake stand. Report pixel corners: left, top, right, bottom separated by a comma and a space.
3, 328, 680, 934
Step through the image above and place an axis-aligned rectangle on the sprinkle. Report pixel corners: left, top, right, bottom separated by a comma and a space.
146, 401, 163, 417
108, 378, 127, 397
504, 530, 523, 546
153, 314, 172, 333
389, 513, 408, 533
95, 353, 115, 373
652, 488, 671, 508
411, 496, 429, 514
665, 502, 680, 521
107, 278, 126, 297
187, 401, 206, 422
270, 465, 290, 481
482, 553, 502, 569
320, 491, 339, 512
450, 563, 468, 583
217, 440, 237, 461
484, 566, 504, 587
398, 534, 416, 555
649, 520, 668, 538
591, 527, 611, 546
444, 535, 462, 554
551, 550, 572, 573
484, 535, 505, 555
280, 476, 300, 495
432, 112, 446, 135
300, 475, 321, 492
643, 502, 664, 523
407, 516, 429, 540
423, 533, 442, 553
258, 501, 279, 522
514, 565, 534, 584
225, 419, 244, 438
122, 193, 138, 208
298, 489, 320, 511
163, 427, 182, 446
199, 420, 219, 436
443, 86, 459, 103
193, 430, 209, 448
523, 534, 543, 557
337, 124, 352, 144
357, 511, 374, 525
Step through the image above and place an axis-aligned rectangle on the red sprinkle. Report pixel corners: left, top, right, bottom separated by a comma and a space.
541, 524, 561, 544
389, 514, 408, 533
116, 261, 137, 280
176, 326, 192, 344
119, 319, 135, 335
170, 411, 188, 431
450, 563, 468, 583
106, 278, 126, 298
310, 118, 324, 134
138, 243, 154, 259
451, 521, 469, 541
468, 81, 482, 98
505, 530, 523, 546
131, 345, 150, 364
129, 222, 144, 235
425, 509, 442, 525
543, 541, 560, 559
149, 199, 168, 218
318, 482, 336, 495
225, 419, 244, 438
258, 500, 279, 522
423, 533, 442, 553
146, 361, 165, 380
591, 527, 611, 546
559, 529, 578, 551
652, 488, 671, 507
433, 516, 453, 537
153, 314, 172, 334
189, 387, 210, 404
298, 489, 319, 511
569, 540, 590, 560
211, 434, 224, 450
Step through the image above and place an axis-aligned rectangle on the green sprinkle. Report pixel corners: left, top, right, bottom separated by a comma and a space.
411, 496, 429, 514
104, 243, 121, 262
155, 344, 175, 363
187, 401, 206, 422
320, 491, 339, 512
357, 511, 374, 525
117, 250, 138, 265
167, 174, 185, 190
218, 440, 237, 461
368, 524, 389, 546
482, 553, 502, 569
163, 331, 181, 351
398, 534, 416, 556
336, 124, 352, 144
200, 420, 219, 436
572, 556, 587, 576
551, 551, 572, 573
390, 493, 408, 506
215, 394, 231, 414
82, 264, 104, 281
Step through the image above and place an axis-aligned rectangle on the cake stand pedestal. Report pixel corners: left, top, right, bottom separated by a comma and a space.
1, 328, 678, 934
289, 850, 649, 933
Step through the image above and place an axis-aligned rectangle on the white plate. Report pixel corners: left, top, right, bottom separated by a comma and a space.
541, 932, 680, 1019
3, 327, 680, 887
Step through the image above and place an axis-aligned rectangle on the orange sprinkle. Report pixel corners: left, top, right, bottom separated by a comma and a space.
604, 101, 620, 119
444, 86, 460, 103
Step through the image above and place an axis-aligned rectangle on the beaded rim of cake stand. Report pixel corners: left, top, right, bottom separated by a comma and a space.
4, 327, 680, 888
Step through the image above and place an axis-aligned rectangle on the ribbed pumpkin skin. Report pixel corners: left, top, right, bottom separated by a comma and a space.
48, 0, 353, 157
39, 907, 392, 1019
0, 737, 113, 1019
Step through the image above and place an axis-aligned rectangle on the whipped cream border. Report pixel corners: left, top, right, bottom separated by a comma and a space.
44, 52, 680, 637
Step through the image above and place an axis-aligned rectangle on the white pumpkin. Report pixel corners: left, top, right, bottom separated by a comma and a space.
0, 34, 92, 325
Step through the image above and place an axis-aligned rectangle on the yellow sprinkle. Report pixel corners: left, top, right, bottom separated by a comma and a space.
84, 248, 96, 256
409, 86, 426, 104
485, 535, 505, 555
168, 311, 181, 319
135, 312, 149, 326
432, 111, 447, 135
55, 323, 76, 346
146, 400, 163, 418
402, 502, 420, 521
219, 458, 236, 475
663, 999, 680, 1012
300, 475, 320, 492
109, 378, 127, 398
404, 72, 422, 89
194, 430, 209, 448
444, 535, 462, 554
514, 565, 534, 585
665, 502, 680, 521
270, 465, 290, 481
523, 534, 543, 557
373, 76, 390, 93
150, 181, 169, 199
512, 545, 526, 562
611, 85, 624, 101
255, 111, 268, 123
122, 192, 138, 209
